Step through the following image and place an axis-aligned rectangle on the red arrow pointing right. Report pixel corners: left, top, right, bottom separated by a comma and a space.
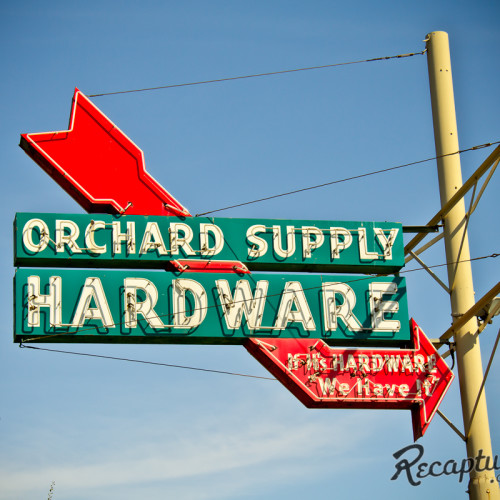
20, 88, 190, 217
245, 318, 454, 441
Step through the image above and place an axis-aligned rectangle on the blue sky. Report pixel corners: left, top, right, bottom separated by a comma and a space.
1, 1, 499, 499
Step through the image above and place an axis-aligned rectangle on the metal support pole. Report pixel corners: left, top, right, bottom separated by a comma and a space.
426, 31, 499, 499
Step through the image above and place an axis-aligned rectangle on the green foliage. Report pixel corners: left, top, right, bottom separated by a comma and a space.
47, 481, 55, 500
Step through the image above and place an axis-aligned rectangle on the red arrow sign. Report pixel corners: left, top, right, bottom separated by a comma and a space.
19, 88, 249, 274
20, 88, 190, 217
245, 319, 453, 440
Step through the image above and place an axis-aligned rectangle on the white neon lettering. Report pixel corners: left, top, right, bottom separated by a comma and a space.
273, 225, 296, 258
322, 283, 363, 332
172, 279, 207, 327
85, 220, 106, 254
169, 223, 196, 256
55, 220, 82, 254
369, 282, 400, 331
301, 226, 324, 259
27, 275, 62, 327
199, 223, 224, 256
346, 354, 357, 370
374, 228, 399, 259
274, 281, 315, 330
247, 225, 268, 258
124, 278, 165, 328
71, 277, 114, 328
358, 227, 379, 260
399, 384, 410, 397
139, 222, 168, 255
414, 354, 426, 373
23, 219, 50, 253
112, 221, 136, 254
216, 279, 269, 329
331, 354, 345, 371
372, 354, 384, 372
317, 377, 338, 396
330, 227, 352, 259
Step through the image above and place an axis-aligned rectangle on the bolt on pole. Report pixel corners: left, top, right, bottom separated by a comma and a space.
426, 31, 499, 500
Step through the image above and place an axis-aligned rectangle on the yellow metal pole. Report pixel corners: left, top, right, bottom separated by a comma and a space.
426, 31, 499, 500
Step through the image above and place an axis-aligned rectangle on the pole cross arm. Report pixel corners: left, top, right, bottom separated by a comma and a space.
404, 145, 500, 257
439, 282, 500, 342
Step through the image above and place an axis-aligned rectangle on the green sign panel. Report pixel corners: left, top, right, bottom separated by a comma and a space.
14, 268, 410, 345
14, 213, 404, 273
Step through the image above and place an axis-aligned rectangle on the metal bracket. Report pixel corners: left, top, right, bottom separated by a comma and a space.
440, 282, 500, 342
466, 327, 500, 440
409, 251, 450, 294
404, 146, 500, 258
437, 409, 466, 441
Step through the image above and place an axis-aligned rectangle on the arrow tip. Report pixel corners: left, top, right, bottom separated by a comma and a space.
20, 86, 192, 217
410, 319, 454, 441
